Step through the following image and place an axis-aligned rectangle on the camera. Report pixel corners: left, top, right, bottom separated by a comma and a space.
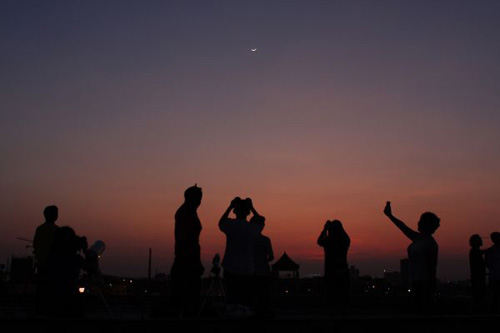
210, 253, 221, 277
84, 240, 106, 276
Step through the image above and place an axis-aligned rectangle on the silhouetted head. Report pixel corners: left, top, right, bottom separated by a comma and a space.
43, 205, 58, 223
233, 197, 251, 219
326, 219, 345, 234
326, 220, 350, 243
251, 215, 266, 232
184, 184, 202, 208
52, 226, 80, 254
491, 232, 500, 246
469, 234, 483, 248
328, 220, 343, 231
417, 212, 440, 235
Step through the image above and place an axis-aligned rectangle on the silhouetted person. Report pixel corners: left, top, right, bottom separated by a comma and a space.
47, 226, 88, 317
383, 201, 440, 314
485, 232, 500, 313
171, 184, 204, 318
469, 234, 486, 312
219, 197, 260, 307
33, 205, 60, 315
251, 215, 274, 317
317, 220, 350, 313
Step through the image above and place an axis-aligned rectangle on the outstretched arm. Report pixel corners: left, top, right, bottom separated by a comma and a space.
383, 202, 419, 241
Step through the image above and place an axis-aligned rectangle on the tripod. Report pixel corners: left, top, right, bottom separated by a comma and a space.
88, 274, 115, 317
197, 272, 226, 319
81, 241, 114, 317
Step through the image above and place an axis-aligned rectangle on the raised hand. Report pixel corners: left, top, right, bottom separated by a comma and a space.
230, 197, 241, 209
324, 220, 332, 230
383, 201, 392, 217
245, 197, 253, 210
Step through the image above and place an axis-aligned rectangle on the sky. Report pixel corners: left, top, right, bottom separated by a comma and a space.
1, 1, 500, 281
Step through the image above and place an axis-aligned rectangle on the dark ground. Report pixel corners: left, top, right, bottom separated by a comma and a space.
1, 293, 498, 333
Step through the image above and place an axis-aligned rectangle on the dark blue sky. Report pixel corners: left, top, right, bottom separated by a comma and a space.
2, 1, 500, 279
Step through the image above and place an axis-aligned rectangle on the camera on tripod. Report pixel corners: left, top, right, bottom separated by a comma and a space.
84, 240, 106, 276
210, 253, 221, 277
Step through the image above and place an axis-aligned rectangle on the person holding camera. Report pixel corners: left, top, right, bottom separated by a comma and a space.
383, 201, 440, 314
218, 197, 261, 307
317, 219, 351, 313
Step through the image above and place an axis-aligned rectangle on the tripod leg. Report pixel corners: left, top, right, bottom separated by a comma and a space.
196, 278, 215, 320
217, 278, 226, 297
96, 286, 115, 317
90, 276, 114, 317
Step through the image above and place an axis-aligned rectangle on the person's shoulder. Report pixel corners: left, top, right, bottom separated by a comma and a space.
219, 218, 236, 229
426, 236, 438, 249
175, 204, 185, 216
424, 234, 437, 244
36, 222, 57, 232
176, 205, 194, 222
488, 246, 500, 255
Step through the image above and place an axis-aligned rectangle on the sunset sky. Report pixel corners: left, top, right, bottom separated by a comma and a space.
1, 1, 500, 280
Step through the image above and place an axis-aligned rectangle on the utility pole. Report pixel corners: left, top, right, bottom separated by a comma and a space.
148, 248, 152, 280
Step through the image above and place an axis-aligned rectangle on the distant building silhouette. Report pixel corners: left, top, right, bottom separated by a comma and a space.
384, 271, 402, 287
272, 252, 300, 279
10, 256, 34, 284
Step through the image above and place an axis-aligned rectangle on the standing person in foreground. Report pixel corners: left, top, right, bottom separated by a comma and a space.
317, 220, 351, 313
33, 205, 60, 315
47, 226, 89, 317
219, 197, 261, 308
171, 184, 204, 318
383, 201, 440, 314
469, 234, 486, 312
251, 214, 275, 317
485, 232, 500, 313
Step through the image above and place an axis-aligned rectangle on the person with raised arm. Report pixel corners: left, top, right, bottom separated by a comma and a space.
383, 201, 440, 314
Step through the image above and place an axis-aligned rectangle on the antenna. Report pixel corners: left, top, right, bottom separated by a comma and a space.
17, 237, 33, 243
17, 237, 33, 249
